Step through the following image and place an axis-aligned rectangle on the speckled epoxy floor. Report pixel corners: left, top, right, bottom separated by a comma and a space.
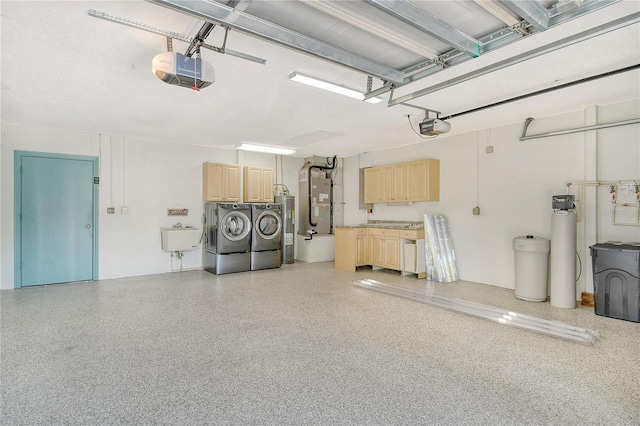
2, 262, 639, 425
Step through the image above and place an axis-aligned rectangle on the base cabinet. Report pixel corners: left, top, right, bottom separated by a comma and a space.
356, 233, 368, 266
335, 228, 368, 272
369, 228, 400, 270
335, 226, 424, 277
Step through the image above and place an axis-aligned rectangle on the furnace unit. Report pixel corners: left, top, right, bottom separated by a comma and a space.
299, 156, 337, 236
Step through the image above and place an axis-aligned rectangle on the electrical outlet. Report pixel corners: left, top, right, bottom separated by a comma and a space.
485, 146, 494, 154
121, 206, 129, 215
107, 207, 115, 214
473, 206, 480, 215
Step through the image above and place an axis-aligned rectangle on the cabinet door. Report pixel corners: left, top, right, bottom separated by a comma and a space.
335, 228, 357, 272
384, 238, 400, 269
406, 160, 427, 201
364, 167, 383, 204
425, 159, 440, 201
243, 167, 262, 202
225, 165, 241, 201
261, 168, 274, 202
393, 164, 407, 201
203, 163, 224, 201
356, 235, 368, 266
406, 159, 439, 201
382, 165, 394, 201
369, 235, 384, 266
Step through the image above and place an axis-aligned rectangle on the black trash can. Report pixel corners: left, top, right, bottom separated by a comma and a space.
590, 242, 640, 323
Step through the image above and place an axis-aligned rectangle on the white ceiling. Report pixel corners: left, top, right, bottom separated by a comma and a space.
1, 1, 639, 158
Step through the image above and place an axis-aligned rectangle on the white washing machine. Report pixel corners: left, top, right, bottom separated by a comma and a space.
250, 203, 282, 270
204, 202, 252, 275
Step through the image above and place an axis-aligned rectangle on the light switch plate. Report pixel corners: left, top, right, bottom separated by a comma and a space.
121, 206, 129, 215
107, 207, 115, 214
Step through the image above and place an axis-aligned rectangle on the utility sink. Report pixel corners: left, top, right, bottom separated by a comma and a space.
160, 227, 201, 252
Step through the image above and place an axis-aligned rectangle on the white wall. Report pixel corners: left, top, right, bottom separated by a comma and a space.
0, 124, 302, 289
342, 99, 640, 293
2, 100, 638, 291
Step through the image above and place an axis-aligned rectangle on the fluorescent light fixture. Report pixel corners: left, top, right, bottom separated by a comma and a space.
236, 143, 296, 155
289, 72, 382, 104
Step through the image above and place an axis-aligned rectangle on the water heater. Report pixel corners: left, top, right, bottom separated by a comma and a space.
275, 195, 295, 264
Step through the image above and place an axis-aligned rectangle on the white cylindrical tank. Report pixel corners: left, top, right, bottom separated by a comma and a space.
550, 210, 577, 308
513, 235, 550, 302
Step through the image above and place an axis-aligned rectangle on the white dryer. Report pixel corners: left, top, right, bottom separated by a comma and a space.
250, 203, 282, 270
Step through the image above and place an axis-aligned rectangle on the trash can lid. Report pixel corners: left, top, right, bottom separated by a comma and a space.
513, 235, 550, 250
590, 242, 640, 252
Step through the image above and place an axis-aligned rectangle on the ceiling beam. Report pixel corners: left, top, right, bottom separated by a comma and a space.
500, 0, 550, 31
301, 0, 439, 61
389, 12, 640, 106
473, 0, 520, 26
147, 0, 405, 83
88, 9, 192, 43
365, 0, 482, 57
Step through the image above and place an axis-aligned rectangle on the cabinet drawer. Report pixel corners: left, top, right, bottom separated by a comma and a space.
368, 228, 400, 237
400, 229, 424, 239
355, 228, 368, 236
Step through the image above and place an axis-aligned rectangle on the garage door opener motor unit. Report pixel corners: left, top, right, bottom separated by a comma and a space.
152, 52, 215, 90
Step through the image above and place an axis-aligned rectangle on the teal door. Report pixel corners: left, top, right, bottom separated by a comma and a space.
15, 152, 98, 287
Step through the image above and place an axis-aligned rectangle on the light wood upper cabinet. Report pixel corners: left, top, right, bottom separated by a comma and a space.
393, 163, 408, 201
363, 159, 439, 203
382, 165, 394, 201
243, 166, 274, 203
203, 162, 241, 202
261, 168, 274, 202
364, 167, 383, 204
407, 159, 439, 201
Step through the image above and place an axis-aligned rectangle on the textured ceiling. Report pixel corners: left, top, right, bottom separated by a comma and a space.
1, 1, 639, 158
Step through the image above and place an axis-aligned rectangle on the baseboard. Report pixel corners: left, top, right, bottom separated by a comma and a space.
581, 292, 595, 307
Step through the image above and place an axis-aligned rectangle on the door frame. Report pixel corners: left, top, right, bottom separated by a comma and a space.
14, 151, 100, 288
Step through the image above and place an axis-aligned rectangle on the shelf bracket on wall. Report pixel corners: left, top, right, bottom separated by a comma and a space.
519, 118, 640, 141
521, 117, 535, 139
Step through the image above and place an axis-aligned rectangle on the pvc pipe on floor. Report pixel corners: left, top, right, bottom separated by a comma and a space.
353, 279, 598, 344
